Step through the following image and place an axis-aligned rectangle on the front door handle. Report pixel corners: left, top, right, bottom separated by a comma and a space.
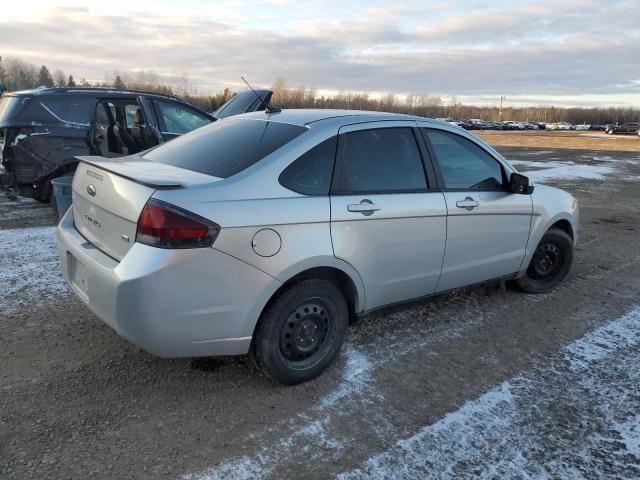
347, 199, 381, 216
456, 197, 479, 210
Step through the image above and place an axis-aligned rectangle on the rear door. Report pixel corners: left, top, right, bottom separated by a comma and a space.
330, 121, 447, 310
420, 127, 532, 292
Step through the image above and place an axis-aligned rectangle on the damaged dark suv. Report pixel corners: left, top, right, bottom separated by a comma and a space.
0, 87, 272, 202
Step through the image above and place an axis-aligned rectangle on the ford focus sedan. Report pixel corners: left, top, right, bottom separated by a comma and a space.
57, 110, 579, 384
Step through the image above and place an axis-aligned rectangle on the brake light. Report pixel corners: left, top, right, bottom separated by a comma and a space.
136, 199, 219, 249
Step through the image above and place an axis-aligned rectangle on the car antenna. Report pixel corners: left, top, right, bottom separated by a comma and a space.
241, 76, 281, 114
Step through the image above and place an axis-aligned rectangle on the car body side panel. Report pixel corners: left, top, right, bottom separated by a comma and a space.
6, 125, 90, 185
189, 195, 366, 312
437, 191, 533, 292
519, 184, 579, 274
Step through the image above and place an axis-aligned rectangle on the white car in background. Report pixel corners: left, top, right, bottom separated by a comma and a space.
575, 124, 590, 131
555, 122, 573, 130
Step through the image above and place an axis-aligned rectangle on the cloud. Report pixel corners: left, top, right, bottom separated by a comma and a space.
1, 0, 638, 105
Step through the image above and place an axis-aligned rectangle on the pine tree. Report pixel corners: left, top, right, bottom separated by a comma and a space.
38, 65, 54, 87
113, 75, 125, 90
0, 56, 5, 93
67, 75, 76, 87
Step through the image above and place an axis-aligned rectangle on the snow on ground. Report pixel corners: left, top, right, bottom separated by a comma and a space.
339, 307, 640, 479
525, 163, 616, 182
182, 304, 488, 480
509, 158, 628, 183
0, 226, 69, 313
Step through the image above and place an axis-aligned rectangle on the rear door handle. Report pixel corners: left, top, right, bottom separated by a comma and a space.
456, 197, 479, 210
347, 200, 381, 216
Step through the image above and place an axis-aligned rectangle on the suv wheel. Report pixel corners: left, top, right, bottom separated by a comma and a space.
516, 227, 574, 293
253, 279, 348, 385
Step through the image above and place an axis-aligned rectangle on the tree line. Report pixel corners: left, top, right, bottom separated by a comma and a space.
1, 55, 638, 124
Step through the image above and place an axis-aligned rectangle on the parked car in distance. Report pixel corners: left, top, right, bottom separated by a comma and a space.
605, 122, 640, 135
574, 124, 591, 131
0, 87, 272, 202
502, 120, 523, 130
57, 109, 579, 384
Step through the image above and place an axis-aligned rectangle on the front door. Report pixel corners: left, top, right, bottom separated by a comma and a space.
330, 122, 447, 310
421, 128, 532, 292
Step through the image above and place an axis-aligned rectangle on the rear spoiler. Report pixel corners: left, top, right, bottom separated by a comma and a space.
75, 156, 185, 189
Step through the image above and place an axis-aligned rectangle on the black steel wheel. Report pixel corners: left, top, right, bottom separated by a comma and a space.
516, 227, 574, 293
253, 279, 348, 384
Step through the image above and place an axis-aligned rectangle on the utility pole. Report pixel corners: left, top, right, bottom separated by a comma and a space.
499, 95, 505, 121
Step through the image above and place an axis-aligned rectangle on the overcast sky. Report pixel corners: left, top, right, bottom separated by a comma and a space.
1, 0, 639, 107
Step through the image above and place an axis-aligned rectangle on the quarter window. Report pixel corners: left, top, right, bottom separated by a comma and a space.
334, 128, 427, 194
279, 136, 337, 195
423, 129, 505, 190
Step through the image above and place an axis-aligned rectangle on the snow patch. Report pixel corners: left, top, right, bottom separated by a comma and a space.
0, 226, 69, 313
317, 346, 373, 409
338, 306, 640, 479
526, 163, 616, 182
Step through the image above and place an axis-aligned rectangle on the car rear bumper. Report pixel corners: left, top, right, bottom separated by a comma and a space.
56, 208, 279, 357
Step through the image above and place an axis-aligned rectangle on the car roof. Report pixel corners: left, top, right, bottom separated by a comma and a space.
6, 86, 181, 101
239, 108, 437, 127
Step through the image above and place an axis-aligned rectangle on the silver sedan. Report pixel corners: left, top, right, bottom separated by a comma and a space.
57, 110, 579, 384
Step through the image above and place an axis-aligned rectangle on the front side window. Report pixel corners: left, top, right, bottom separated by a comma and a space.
279, 136, 337, 195
154, 101, 210, 134
144, 118, 308, 178
334, 127, 427, 194
423, 129, 505, 190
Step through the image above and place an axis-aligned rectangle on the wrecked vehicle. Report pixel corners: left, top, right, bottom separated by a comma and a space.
0, 87, 272, 202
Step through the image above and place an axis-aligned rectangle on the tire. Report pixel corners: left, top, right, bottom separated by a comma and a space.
252, 279, 348, 385
516, 227, 574, 293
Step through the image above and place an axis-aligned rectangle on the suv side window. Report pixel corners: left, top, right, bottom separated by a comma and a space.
334, 127, 427, 194
423, 129, 506, 190
154, 101, 210, 134
279, 136, 337, 195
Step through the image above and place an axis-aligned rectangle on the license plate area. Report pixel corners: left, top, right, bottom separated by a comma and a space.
67, 252, 89, 302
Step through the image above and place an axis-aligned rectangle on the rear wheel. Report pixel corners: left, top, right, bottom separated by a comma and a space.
516, 227, 574, 293
253, 279, 348, 385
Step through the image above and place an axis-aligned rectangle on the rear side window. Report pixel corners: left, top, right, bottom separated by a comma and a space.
334, 127, 427, 194
144, 118, 308, 178
154, 101, 210, 134
39, 97, 94, 126
0, 96, 26, 122
279, 136, 337, 195
423, 129, 505, 190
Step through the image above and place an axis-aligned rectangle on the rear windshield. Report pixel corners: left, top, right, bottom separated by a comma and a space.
0, 96, 26, 123
143, 118, 308, 178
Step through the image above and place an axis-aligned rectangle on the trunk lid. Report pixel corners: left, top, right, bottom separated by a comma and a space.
72, 156, 219, 260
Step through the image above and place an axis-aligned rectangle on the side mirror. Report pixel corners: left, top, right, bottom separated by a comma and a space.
510, 172, 534, 195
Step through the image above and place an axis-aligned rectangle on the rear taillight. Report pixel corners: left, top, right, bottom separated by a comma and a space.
136, 199, 219, 249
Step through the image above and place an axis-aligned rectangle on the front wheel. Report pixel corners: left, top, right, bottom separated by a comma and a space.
252, 279, 348, 385
516, 227, 574, 293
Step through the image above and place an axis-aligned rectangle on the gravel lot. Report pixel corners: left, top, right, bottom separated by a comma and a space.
1, 140, 640, 479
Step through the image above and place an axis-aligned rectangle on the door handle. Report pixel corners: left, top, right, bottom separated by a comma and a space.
347, 200, 381, 216
456, 197, 479, 210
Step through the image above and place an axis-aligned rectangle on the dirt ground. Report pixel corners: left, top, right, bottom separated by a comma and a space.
1, 134, 639, 479
476, 130, 640, 152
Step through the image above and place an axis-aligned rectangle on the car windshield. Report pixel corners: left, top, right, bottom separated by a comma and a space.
143, 118, 308, 178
